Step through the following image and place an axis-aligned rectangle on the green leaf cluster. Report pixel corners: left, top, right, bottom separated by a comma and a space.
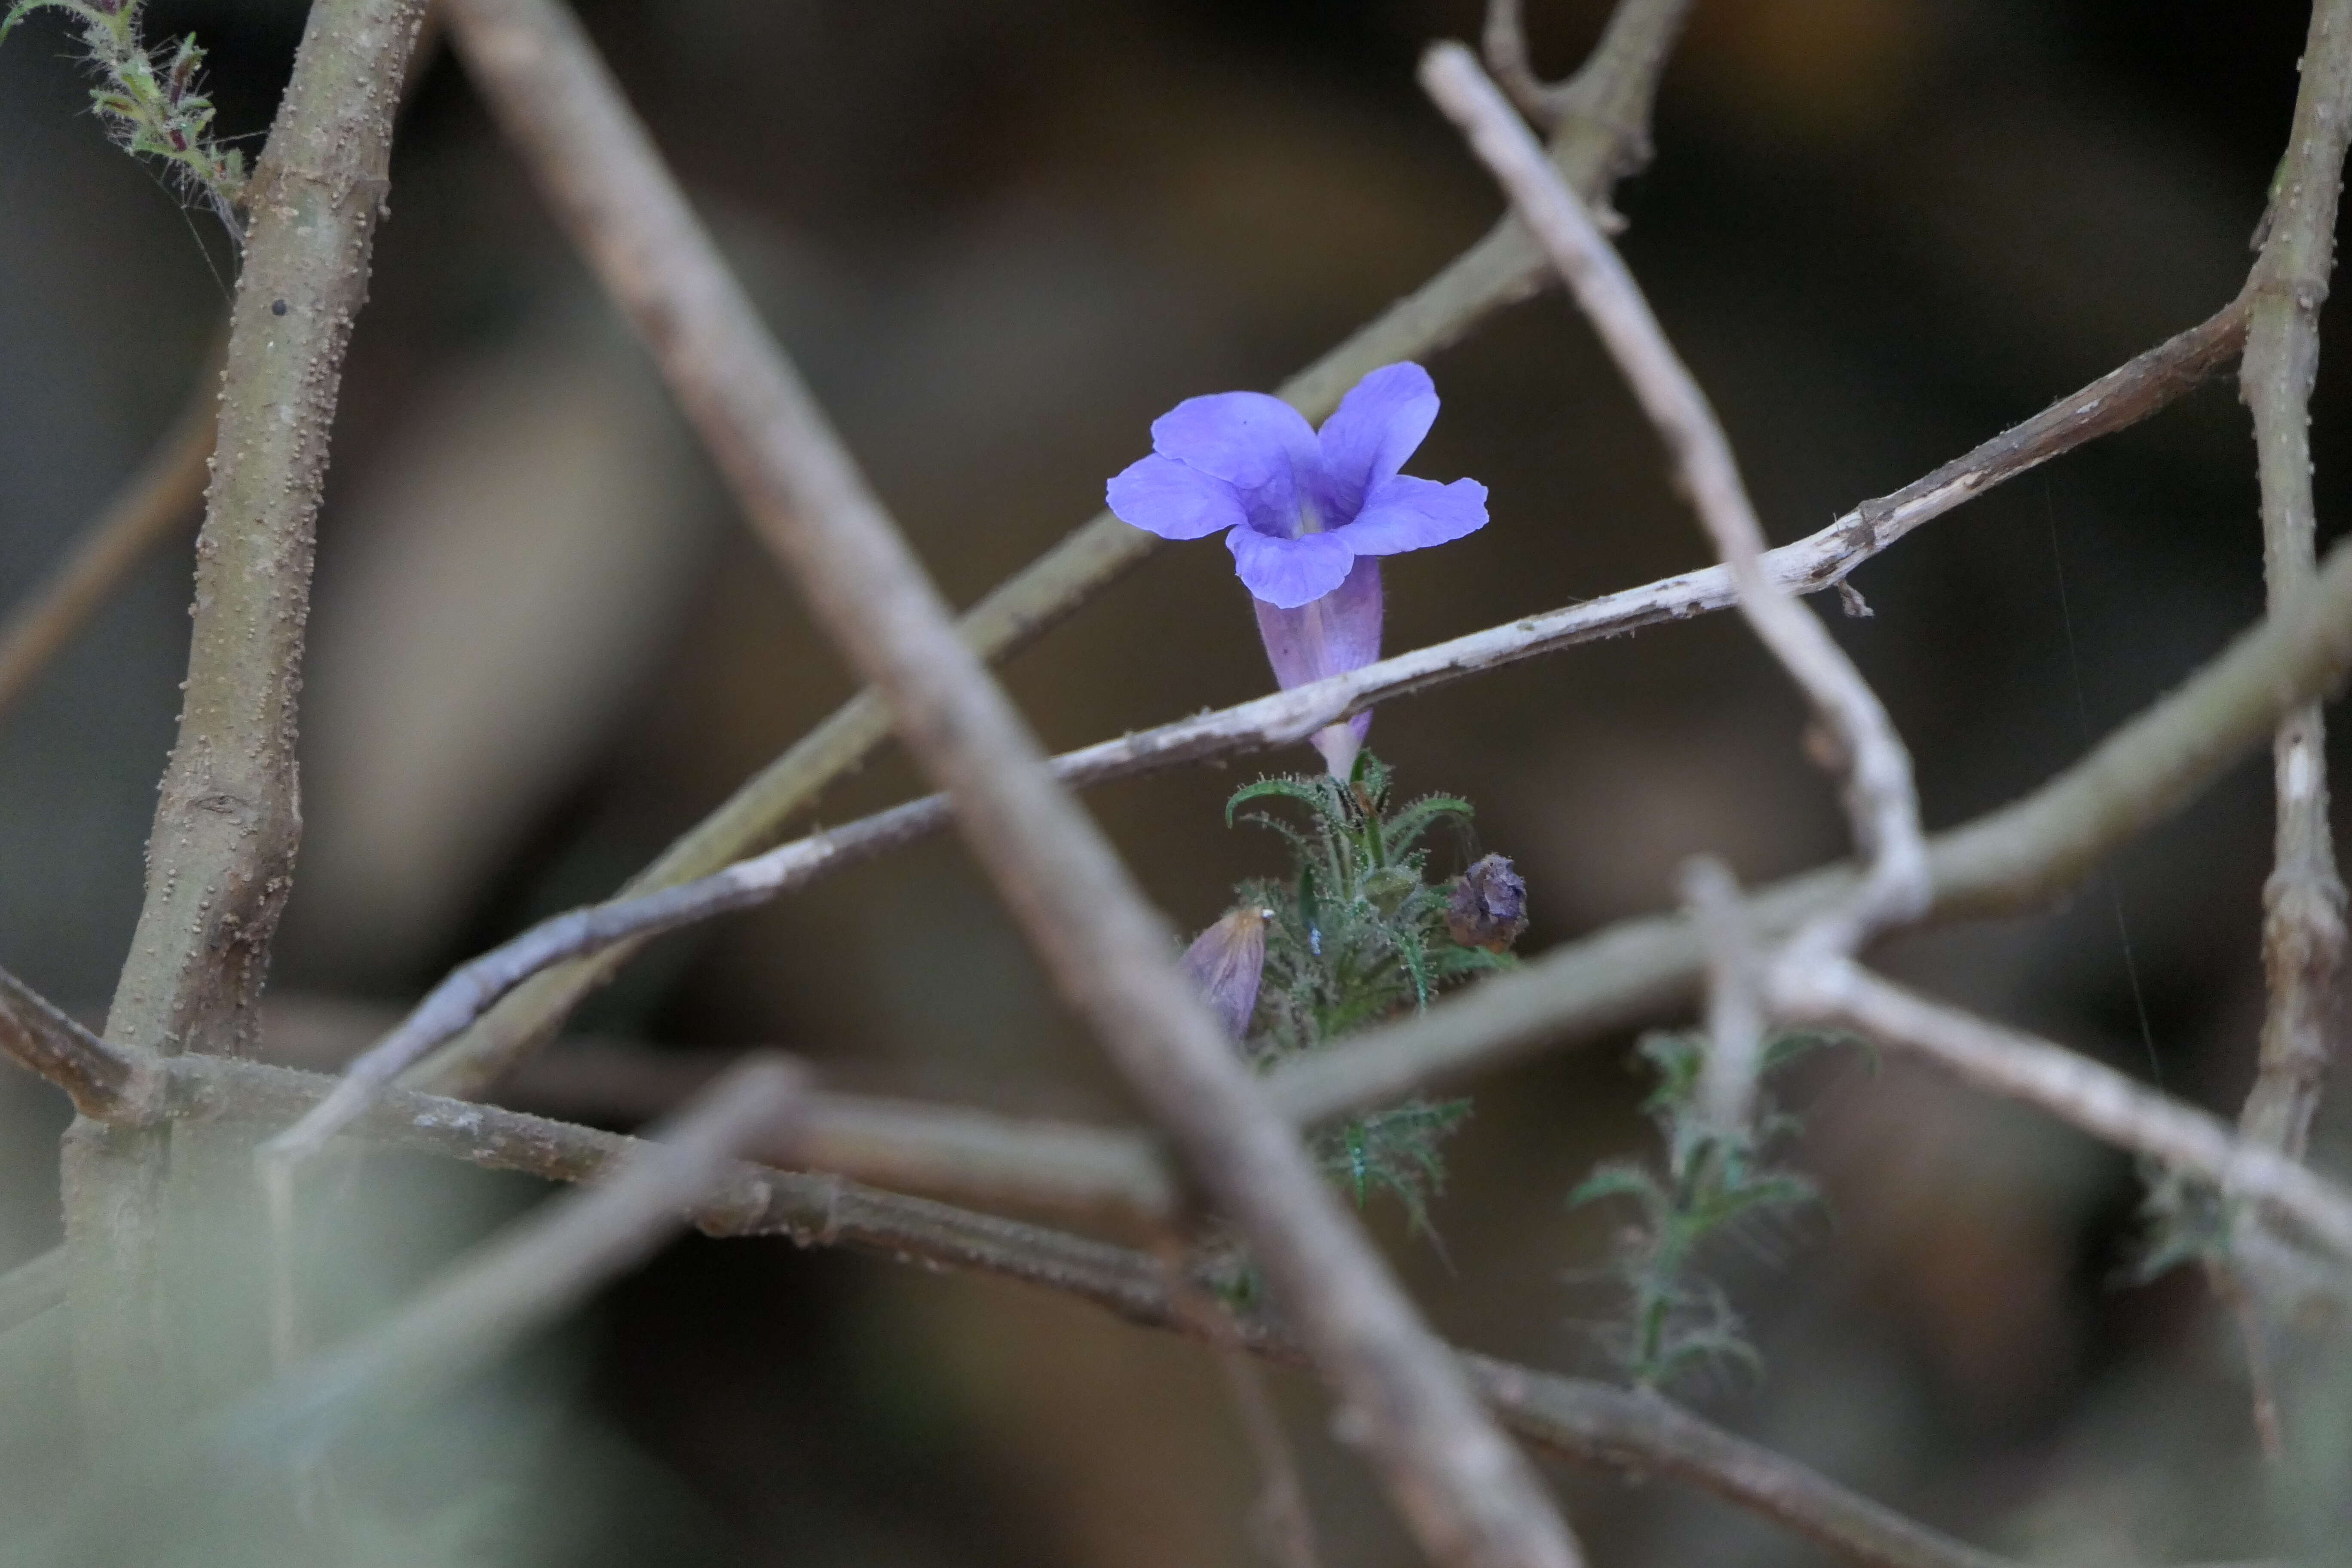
1223, 751, 1506, 1237
1570, 1028, 1830, 1390
3, 0, 248, 237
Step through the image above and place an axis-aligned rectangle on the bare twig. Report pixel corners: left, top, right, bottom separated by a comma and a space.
0, 966, 145, 1120
1266, 511, 2352, 1123
1423, 40, 1929, 985
320, 298, 2246, 1097
242, 1057, 802, 1436
1682, 857, 1766, 1131
1220, 1348, 1326, 1568
261, 836, 845, 1164
1482, 0, 1573, 129
1788, 961, 2352, 1261
438, 4, 1581, 1563
0, 371, 213, 728
2238, 0, 2352, 1162
152, 1044, 2008, 1568
407, 0, 1699, 1103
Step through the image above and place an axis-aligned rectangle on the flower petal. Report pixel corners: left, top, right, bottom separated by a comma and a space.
1315, 362, 1437, 522
1180, 906, 1267, 1040
1151, 392, 1320, 500
1330, 475, 1488, 555
1227, 525, 1355, 609
1106, 453, 1249, 540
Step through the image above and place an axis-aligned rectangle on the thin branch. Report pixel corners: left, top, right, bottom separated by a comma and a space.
309, 299, 2247, 1105
1422, 40, 1929, 988
1682, 857, 1766, 1132
150, 1044, 2009, 1568
104, 0, 432, 1061
1219, 1347, 1326, 1568
2238, 0, 2352, 1162
1265, 510, 2352, 1124
0, 365, 213, 728
407, 0, 1699, 1102
1482, 0, 1565, 127
0, 965, 146, 1120
1789, 961, 2352, 1261
262, 836, 845, 1164
437, 4, 1580, 1563
239, 1057, 802, 1437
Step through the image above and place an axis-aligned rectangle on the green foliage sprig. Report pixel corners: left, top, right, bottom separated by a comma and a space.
3, 0, 247, 239
1571, 1028, 1829, 1390
1222, 752, 1513, 1237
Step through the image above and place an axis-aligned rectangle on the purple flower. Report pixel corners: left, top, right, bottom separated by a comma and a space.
1106, 362, 1488, 775
1180, 906, 1268, 1041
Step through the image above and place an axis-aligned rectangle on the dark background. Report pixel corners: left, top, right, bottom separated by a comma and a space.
1, 1, 2344, 1562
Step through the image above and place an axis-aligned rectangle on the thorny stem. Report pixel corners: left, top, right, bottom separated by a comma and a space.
2239, 0, 2352, 1165
106, 0, 430, 1062
435, 3, 1583, 1563
67, 0, 428, 1449
405, 0, 1697, 1102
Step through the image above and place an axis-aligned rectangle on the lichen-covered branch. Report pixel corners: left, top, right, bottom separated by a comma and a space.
407, 0, 1698, 1101
2238, 0, 2352, 1161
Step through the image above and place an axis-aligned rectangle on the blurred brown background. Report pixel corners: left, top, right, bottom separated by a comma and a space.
0, 1, 2343, 1563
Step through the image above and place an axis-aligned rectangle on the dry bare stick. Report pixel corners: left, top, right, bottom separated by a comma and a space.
240, 1057, 802, 1438
407, 0, 1700, 1103
0, 376, 213, 727
1789, 961, 2352, 1261
1219, 1348, 1326, 1568
61, 0, 432, 1447
1422, 41, 1932, 1137
2215, 0, 2352, 1455
294, 297, 2247, 1117
166, 1044, 2005, 1568
0, 965, 145, 1120
1268, 508, 2352, 1125
2239, 0, 2352, 1165
434, 4, 1581, 1563
0, 984, 2174, 1568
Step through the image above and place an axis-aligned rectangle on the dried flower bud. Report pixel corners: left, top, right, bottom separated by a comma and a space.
1445, 854, 1528, 952
1179, 906, 1269, 1041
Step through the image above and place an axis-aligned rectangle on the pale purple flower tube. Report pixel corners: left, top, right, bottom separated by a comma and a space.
1106, 362, 1487, 776
1179, 906, 1268, 1041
